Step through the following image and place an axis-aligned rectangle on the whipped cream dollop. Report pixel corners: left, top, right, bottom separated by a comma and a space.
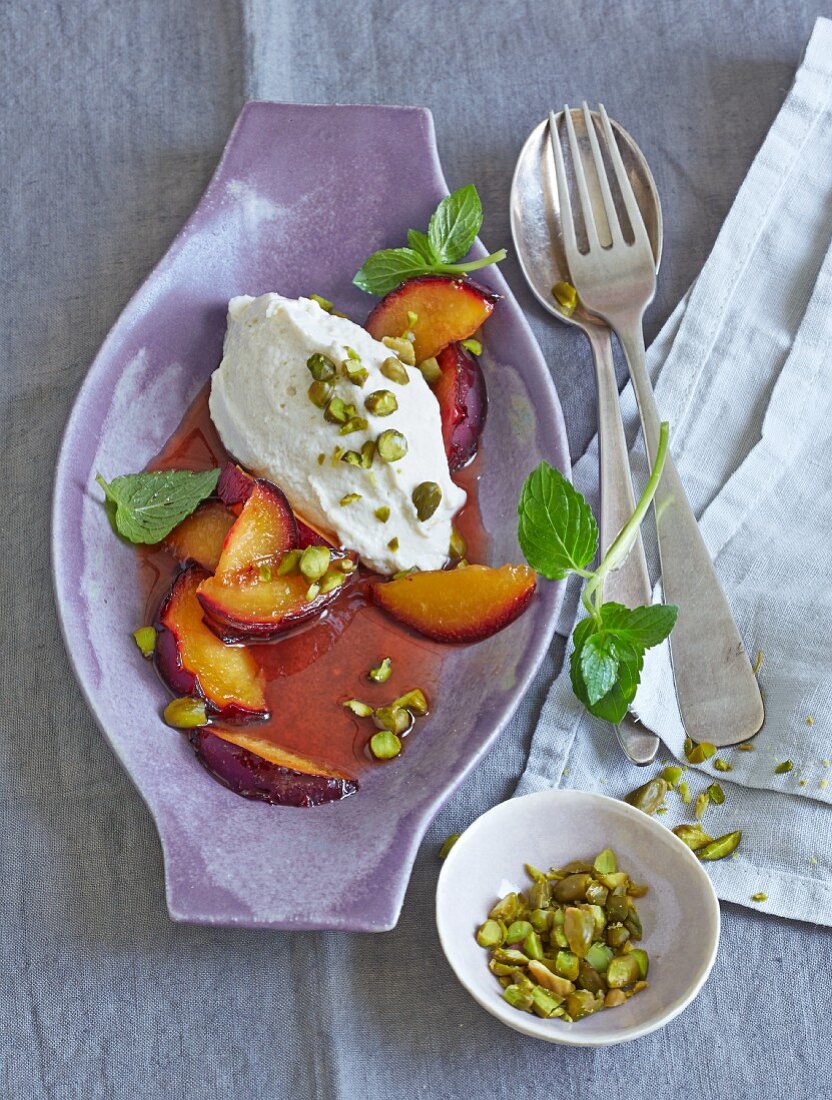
209, 293, 466, 574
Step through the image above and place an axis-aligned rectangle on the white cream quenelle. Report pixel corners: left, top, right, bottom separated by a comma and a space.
209, 293, 466, 575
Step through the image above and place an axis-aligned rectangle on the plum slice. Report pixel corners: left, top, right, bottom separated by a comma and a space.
372, 564, 536, 643
218, 460, 329, 548
155, 567, 268, 719
365, 274, 497, 362
191, 728, 358, 807
164, 500, 235, 572
215, 479, 298, 574
434, 342, 487, 471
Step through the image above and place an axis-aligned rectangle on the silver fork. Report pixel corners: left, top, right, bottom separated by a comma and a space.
549, 102, 764, 746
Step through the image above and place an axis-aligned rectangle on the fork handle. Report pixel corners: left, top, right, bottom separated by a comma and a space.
614, 321, 764, 746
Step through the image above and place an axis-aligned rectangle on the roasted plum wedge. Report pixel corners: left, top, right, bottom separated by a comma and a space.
373, 564, 536, 643
155, 566, 268, 719
365, 275, 497, 363
192, 728, 358, 807
164, 500, 235, 573
434, 342, 487, 471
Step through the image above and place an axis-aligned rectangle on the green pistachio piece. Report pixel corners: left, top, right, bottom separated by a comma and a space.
461, 338, 481, 355
449, 526, 467, 561
624, 777, 668, 816
373, 706, 410, 735
343, 360, 368, 387
360, 440, 376, 468
577, 960, 606, 995
392, 689, 428, 717
381, 335, 416, 366
551, 280, 578, 316
417, 356, 442, 385
506, 920, 533, 944
713, 758, 732, 772
489, 893, 520, 923
343, 699, 373, 718
527, 961, 573, 997
476, 919, 504, 948
276, 549, 302, 575
132, 626, 156, 658
554, 950, 580, 981
380, 357, 410, 385
529, 908, 550, 933
751, 892, 767, 903
306, 352, 337, 381
774, 760, 793, 774
340, 450, 363, 467
672, 824, 713, 851
530, 985, 562, 1018
339, 492, 361, 506
585, 880, 609, 907
698, 830, 742, 861
528, 878, 551, 910
552, 873, 592, 903
438, 834, 460, 860
585, 941, 614, 973
707, 782, 725, 805
308, 379, 333, 408
694, 791, 710, 820
319, 570, 345, 594
387, 536, 399, 552
368, 656, 392, 683
492, 948, 529, 967
605, 895, 630, 924
299, 545, 331, 581
629, 948, 649, 979
364, 389, 398, 417
412, 481, 442, 522
339, 416, 368, 435
374, 505, 391, 523
502, 984, 534, 1013
305, 582, 321, 601
163, 697, 207, 729
309, 294, 333, 312
661, 765, 684, 787
324, 396, 349, 424
678, 780, 692, 804
258, 563, 273, 582
369, 730, 402, 760
606, 955, 640, 988
376, 429, 408, 462
565, 990, 602, 1020
686, 740, 717, 764
593, 848, 618, 874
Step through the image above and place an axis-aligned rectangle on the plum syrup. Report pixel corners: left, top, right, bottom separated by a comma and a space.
138, 383, 487, 780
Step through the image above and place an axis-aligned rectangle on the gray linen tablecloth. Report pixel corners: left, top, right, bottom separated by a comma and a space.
2, 2, 830, 1097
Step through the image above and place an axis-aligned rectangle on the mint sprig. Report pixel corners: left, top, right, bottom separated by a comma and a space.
518, 423, 677, 723
96, 468, 220, 544
353, 185, 507, 296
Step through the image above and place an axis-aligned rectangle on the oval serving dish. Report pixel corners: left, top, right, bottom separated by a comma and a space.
51, 103, 569, 930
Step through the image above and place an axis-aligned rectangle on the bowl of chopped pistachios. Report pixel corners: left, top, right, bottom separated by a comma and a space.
436, 788, 720, 1045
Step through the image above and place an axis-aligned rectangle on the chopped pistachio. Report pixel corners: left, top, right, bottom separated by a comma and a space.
376, 428, 408, 462
476, 919, 503, 947
774, 760, 793, 774
339, 415, 368, 435
163, 697, 207, 729
593, 849, 617, 875
336, 557, 357, 574
380, 357, 410, 385
364, 389, 398, 417
324, 396, 349, 424
277, 549, 302, 575
694, 792, 709, 820
132, 626, 156, 659
438, 834, 460, 860
806, 716, 815, 726
369, 730, 402, 760
821, 779, 829, 789
341, 450, 363, 467
660, 765, 683, 787
412, 481, 442, 521
713, 758, 732, 772
502, 984, 534, 1013
305, 582, 321, 601
374, 506, 391, 523
675, 825, 713, 852
368, 657, 392, 683
343, 699, 373, 720
623, 777, 668, 816
306, 352, 337, 381
342, 357, 368, 387
678, 780, 692, 804
309, 293, 334, 312
382, 335, 416, 365
707, 782, 725, 805
392, 567, 418, 580
299, 545, 331, 581
392, 688, 428, 716
339, 492, 362, 506
417, 356, 442, 385
372, 706, 410, 735
506, 919, 533, 943
387, 537, 399, 552
258, 563, 272, 583
697, 830, 742, 861
751, 892, 767, 903
319, 570, 345, 594
552, 280, 578, 316
307, 379, 333, 408
461, 338, 482, 355
406, 310, 418, 327
449, 526, 467, 561
331, 446, 344, 466
686, 740, 717, 764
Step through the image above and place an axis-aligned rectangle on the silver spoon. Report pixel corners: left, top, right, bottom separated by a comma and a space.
510, 110, 662, 765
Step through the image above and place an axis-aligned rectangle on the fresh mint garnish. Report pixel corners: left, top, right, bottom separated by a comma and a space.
96, 468, 220, 545
353, 185, 507, 296
518, 423, 678, 723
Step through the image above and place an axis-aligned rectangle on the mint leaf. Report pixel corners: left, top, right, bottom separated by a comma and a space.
407, 228, 438, 264
571, 631, 643, 723
352, 248, 430, 296
599, 602, 678, 649
517, 461, 598, 580
96, 468, 220, 544
428, 184, 482, 263
580, 634, 620, 705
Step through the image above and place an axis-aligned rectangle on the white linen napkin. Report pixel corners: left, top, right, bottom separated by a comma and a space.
517, 16, 832, 923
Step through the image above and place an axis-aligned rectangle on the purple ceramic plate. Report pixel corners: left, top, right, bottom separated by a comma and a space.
51, 103, 569, 931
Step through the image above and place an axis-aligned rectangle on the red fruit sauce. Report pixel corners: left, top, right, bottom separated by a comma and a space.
138, 383, 487, 782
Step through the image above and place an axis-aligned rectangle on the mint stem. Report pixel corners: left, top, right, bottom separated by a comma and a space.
437, 249, 507, 274
581, 421, 670, 621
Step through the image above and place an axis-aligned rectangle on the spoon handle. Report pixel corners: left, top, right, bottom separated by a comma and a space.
586, 325, 658, 766
614, 321, 764, 747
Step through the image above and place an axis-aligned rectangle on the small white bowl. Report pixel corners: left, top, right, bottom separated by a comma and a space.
436, 788, 720, 1046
